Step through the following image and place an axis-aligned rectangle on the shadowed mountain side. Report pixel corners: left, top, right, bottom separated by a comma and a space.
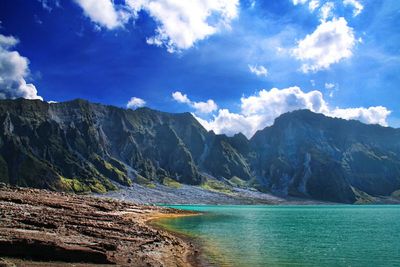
251, 110, 400, 203
1, 99, 400, 203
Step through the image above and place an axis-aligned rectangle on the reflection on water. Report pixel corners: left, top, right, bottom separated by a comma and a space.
157, 205, 400, 267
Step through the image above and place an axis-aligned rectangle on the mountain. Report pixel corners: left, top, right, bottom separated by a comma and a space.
0, 98, 246, 192
251, 110, 400, 203
1, 99, 400, 203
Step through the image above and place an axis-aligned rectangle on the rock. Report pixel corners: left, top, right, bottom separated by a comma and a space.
0, 186, 198, 266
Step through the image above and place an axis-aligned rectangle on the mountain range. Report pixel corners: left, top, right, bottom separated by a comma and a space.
1, 98, 400, 203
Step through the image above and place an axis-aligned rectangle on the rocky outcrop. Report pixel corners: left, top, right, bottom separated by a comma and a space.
0, 185, 198, 266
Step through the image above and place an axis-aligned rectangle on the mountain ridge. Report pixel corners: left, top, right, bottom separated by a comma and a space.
1, 98, 400, 203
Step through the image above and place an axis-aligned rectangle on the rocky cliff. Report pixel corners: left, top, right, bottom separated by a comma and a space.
251, 110, 400, 203
1, 99, 400, 203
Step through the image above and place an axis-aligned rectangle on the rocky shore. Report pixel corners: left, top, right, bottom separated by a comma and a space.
0, 185, 199, 266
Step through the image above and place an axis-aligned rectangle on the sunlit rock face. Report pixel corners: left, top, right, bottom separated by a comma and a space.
1, 99, 400, 203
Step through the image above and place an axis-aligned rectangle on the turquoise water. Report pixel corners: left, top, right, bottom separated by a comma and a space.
157, 205, 400, 266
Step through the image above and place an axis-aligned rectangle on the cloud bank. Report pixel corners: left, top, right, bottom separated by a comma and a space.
191, 86, 391, 138
0, 34, 42, 100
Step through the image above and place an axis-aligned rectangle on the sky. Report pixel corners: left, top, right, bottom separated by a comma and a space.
0, 0, 399, 138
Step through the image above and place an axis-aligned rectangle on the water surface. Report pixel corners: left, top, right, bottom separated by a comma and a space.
157, 205, 400, 266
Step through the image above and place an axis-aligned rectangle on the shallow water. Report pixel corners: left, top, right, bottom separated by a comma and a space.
157, 205, 400, 267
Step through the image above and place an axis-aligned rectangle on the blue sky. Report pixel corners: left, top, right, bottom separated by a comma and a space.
0, 0, 399, 137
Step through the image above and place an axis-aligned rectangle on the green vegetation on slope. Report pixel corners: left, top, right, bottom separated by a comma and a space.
201, 178, 233, 194
163, 177, 182, 189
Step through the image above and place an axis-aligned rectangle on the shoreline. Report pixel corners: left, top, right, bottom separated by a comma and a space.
146, 212, 206, 267
0, 185, 204, 267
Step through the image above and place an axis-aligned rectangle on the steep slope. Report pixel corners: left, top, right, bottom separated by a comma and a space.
250, 110, 400, 203
0, 98, 251, 193
1, 99, 400, 203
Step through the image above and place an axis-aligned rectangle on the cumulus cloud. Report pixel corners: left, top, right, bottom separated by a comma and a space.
126, 96, 146, 109
193, 86, 390, 138
330, 106, 391, 126
0, 34, 42, 100
195, 109, 256, 137
248, 64, 268, 77
74, 0, 239, 52
292, 17, 356, 73
172, 91, 217, 114
343, 0, 363, 17
172, 91, 191, 104
135, 0, 239, 53
73, 0, 122, 29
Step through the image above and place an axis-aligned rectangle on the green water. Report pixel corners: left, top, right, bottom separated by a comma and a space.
157, 205, 400, 267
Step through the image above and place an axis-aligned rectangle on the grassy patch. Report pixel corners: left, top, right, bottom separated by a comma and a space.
135, 174, 157, 189
89, 181, 107, 194
201, 178, 233, 194
59, 176, 90, 193
228, 176, 247, 188
163, 177, 182, 189
91, 155, 131, 186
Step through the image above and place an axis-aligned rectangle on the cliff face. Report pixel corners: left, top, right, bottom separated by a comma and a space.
1, 99, 400, 203
250, 110, 400, 203
0, 98, 247, 192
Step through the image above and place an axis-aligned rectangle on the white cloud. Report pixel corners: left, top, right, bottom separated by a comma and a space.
193, 86, 390, 138
248, 64, 268, 77
172, 91, 191, 104
330, 106, 390, 126
319, 2, 335, 22
193, 100, 218, 114
292, 17, 356, 73
132, 0, 239, 53
172, 91, 217, 114
74, 0, 121, 29
127, 97, 146, 109
308, 0, 320, 12
343, 0, 363, 17
325, 82, 336, 97
292, 0, 308, 5
74, 0, 239, 52
0, 34, 42, 100
240, 86, 329, 117
196, 109, 256, 137
292, 0, 363, 18
325, 82, 335, 89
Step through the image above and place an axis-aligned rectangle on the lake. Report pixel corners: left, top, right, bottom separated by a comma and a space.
157, 205, 400, 266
